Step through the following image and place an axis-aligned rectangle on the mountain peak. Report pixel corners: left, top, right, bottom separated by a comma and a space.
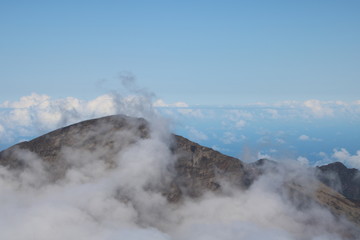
0, 115, 359, 239
317, 161, 360, 202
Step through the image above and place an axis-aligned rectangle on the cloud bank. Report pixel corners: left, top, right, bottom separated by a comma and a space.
0, 115, 357, 240
0, 93, 156, 145
331, 148, 360, 169
1, 94, 360, 167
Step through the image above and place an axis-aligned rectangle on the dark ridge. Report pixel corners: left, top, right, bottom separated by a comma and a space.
169, 134, 248, 200
317, 162, 360, 201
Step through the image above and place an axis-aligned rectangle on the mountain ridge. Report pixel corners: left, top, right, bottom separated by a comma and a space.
0, 115, 359, 238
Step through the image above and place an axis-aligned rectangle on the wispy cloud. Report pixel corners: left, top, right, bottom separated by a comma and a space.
0, 93, 157, 145
315, 148, 360, 169
153, 99, 189, 108
332, 148, 360, 169
298, 135, 322, 142
220, 132, 246, 145
297, 156, 310, 166
299, 135, 310, 141
186, 126, 208, 141
155, 99, 360, 120
235, 119, 246, 129
303, 99, 334, 118
2, 95, 360, 167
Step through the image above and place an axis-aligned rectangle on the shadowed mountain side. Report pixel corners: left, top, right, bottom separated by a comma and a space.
0, 115, 359, 236
317, 162, 360, 202
168, 135, 249, 201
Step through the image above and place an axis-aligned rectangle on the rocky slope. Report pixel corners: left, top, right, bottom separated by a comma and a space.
0, 115, 359, 238
317, 162, 360, 202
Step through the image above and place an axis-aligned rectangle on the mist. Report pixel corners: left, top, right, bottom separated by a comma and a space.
0, 112, 358, 240
0, 78, 359, 239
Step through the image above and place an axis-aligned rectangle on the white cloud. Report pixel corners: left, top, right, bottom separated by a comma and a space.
86, 95, 117, 116
298, 134, 322, 142
318, 148, 360, 169
0, 124, 4, 137
257, 152, 271, 160
9, 108, 32, 127
153, 99, 189, 108
0, 93, 50, 108
297, 156, 309, 166
264, 109, 280, 119
177, 109, 204, 118
303, 99, 334, 117
0, 98, 354, 239
227, 110, 253, 120
211, 145, 230, 153
332, 148, 360, 169
273, 100, 300, 108
0, 93, 159, 145
299, 135, 310, 141
235, 120, 246, 129
220, 132, 245, 145
252, 99, 360, 119
221, 132, 237, 144
1, 94, 120, 130
186, 127, 208, 141
256, 136, 285, 145
334, 101, 348, 106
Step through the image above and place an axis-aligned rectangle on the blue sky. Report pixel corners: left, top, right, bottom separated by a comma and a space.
1, 1, 360, 167
1, 0, 360, 104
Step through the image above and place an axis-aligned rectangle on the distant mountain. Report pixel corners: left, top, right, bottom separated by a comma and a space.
317, 162, 360, 202
0, 115, 359, 238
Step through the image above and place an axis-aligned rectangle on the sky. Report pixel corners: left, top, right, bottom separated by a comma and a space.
0, 2, 360, 238
1, 0, 360, 104
1, 1, 360, 167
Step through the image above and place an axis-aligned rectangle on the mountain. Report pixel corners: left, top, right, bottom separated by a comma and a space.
317, 162, 360, 202
0, 115, 359, 239
0, 115, 249, 201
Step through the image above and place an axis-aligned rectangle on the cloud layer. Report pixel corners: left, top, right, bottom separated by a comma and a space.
0, 114, 357, 240
318, 148, 360, 170
0, 93, 156, 145
1, 94, 360, 168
